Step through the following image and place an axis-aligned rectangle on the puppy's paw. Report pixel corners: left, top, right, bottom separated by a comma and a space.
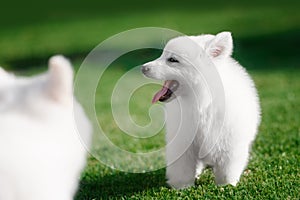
167, 179, 195, 190
215, 177, 238, 187
228, 180, 238, 187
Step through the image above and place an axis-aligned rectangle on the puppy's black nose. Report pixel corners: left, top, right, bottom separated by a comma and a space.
141, 65, 150, 74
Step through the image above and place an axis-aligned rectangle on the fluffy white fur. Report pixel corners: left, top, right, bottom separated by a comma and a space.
0, 56, 92, 199
142, 32, 261, 189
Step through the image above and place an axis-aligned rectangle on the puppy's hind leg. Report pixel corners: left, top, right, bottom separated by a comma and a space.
213, 148, 249, 186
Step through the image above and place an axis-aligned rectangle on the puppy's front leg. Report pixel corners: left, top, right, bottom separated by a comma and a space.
166, 147, 196, 189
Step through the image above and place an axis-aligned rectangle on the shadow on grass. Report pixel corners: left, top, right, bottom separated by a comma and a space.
75, 168, 166, 199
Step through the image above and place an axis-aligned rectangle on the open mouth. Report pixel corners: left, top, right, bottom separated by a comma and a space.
152, 80, 179, 103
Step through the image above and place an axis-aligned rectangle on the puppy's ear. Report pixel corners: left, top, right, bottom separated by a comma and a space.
0, 67, 14, 83
206, 32, 233, 58
0, 67, 7, 77
47, 55, 74, 104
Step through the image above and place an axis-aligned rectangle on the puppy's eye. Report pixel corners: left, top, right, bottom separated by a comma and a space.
167, 57, 179, 63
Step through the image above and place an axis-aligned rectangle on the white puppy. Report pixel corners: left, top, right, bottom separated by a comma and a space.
0, 56, 92, 199
142, 32, 261, 189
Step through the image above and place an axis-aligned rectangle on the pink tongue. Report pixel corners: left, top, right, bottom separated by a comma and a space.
152, 81, 171, 104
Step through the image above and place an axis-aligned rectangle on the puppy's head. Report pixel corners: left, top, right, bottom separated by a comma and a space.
0, 55, 74, 113
141, 31, 233, 103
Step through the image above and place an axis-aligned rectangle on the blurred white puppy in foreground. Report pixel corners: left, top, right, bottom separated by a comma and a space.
0, 56, 92, 200
142, 32, 261, 189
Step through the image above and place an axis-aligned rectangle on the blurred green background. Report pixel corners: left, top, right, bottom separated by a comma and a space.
1, 0, 299, 199
0, 0, 299, 70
